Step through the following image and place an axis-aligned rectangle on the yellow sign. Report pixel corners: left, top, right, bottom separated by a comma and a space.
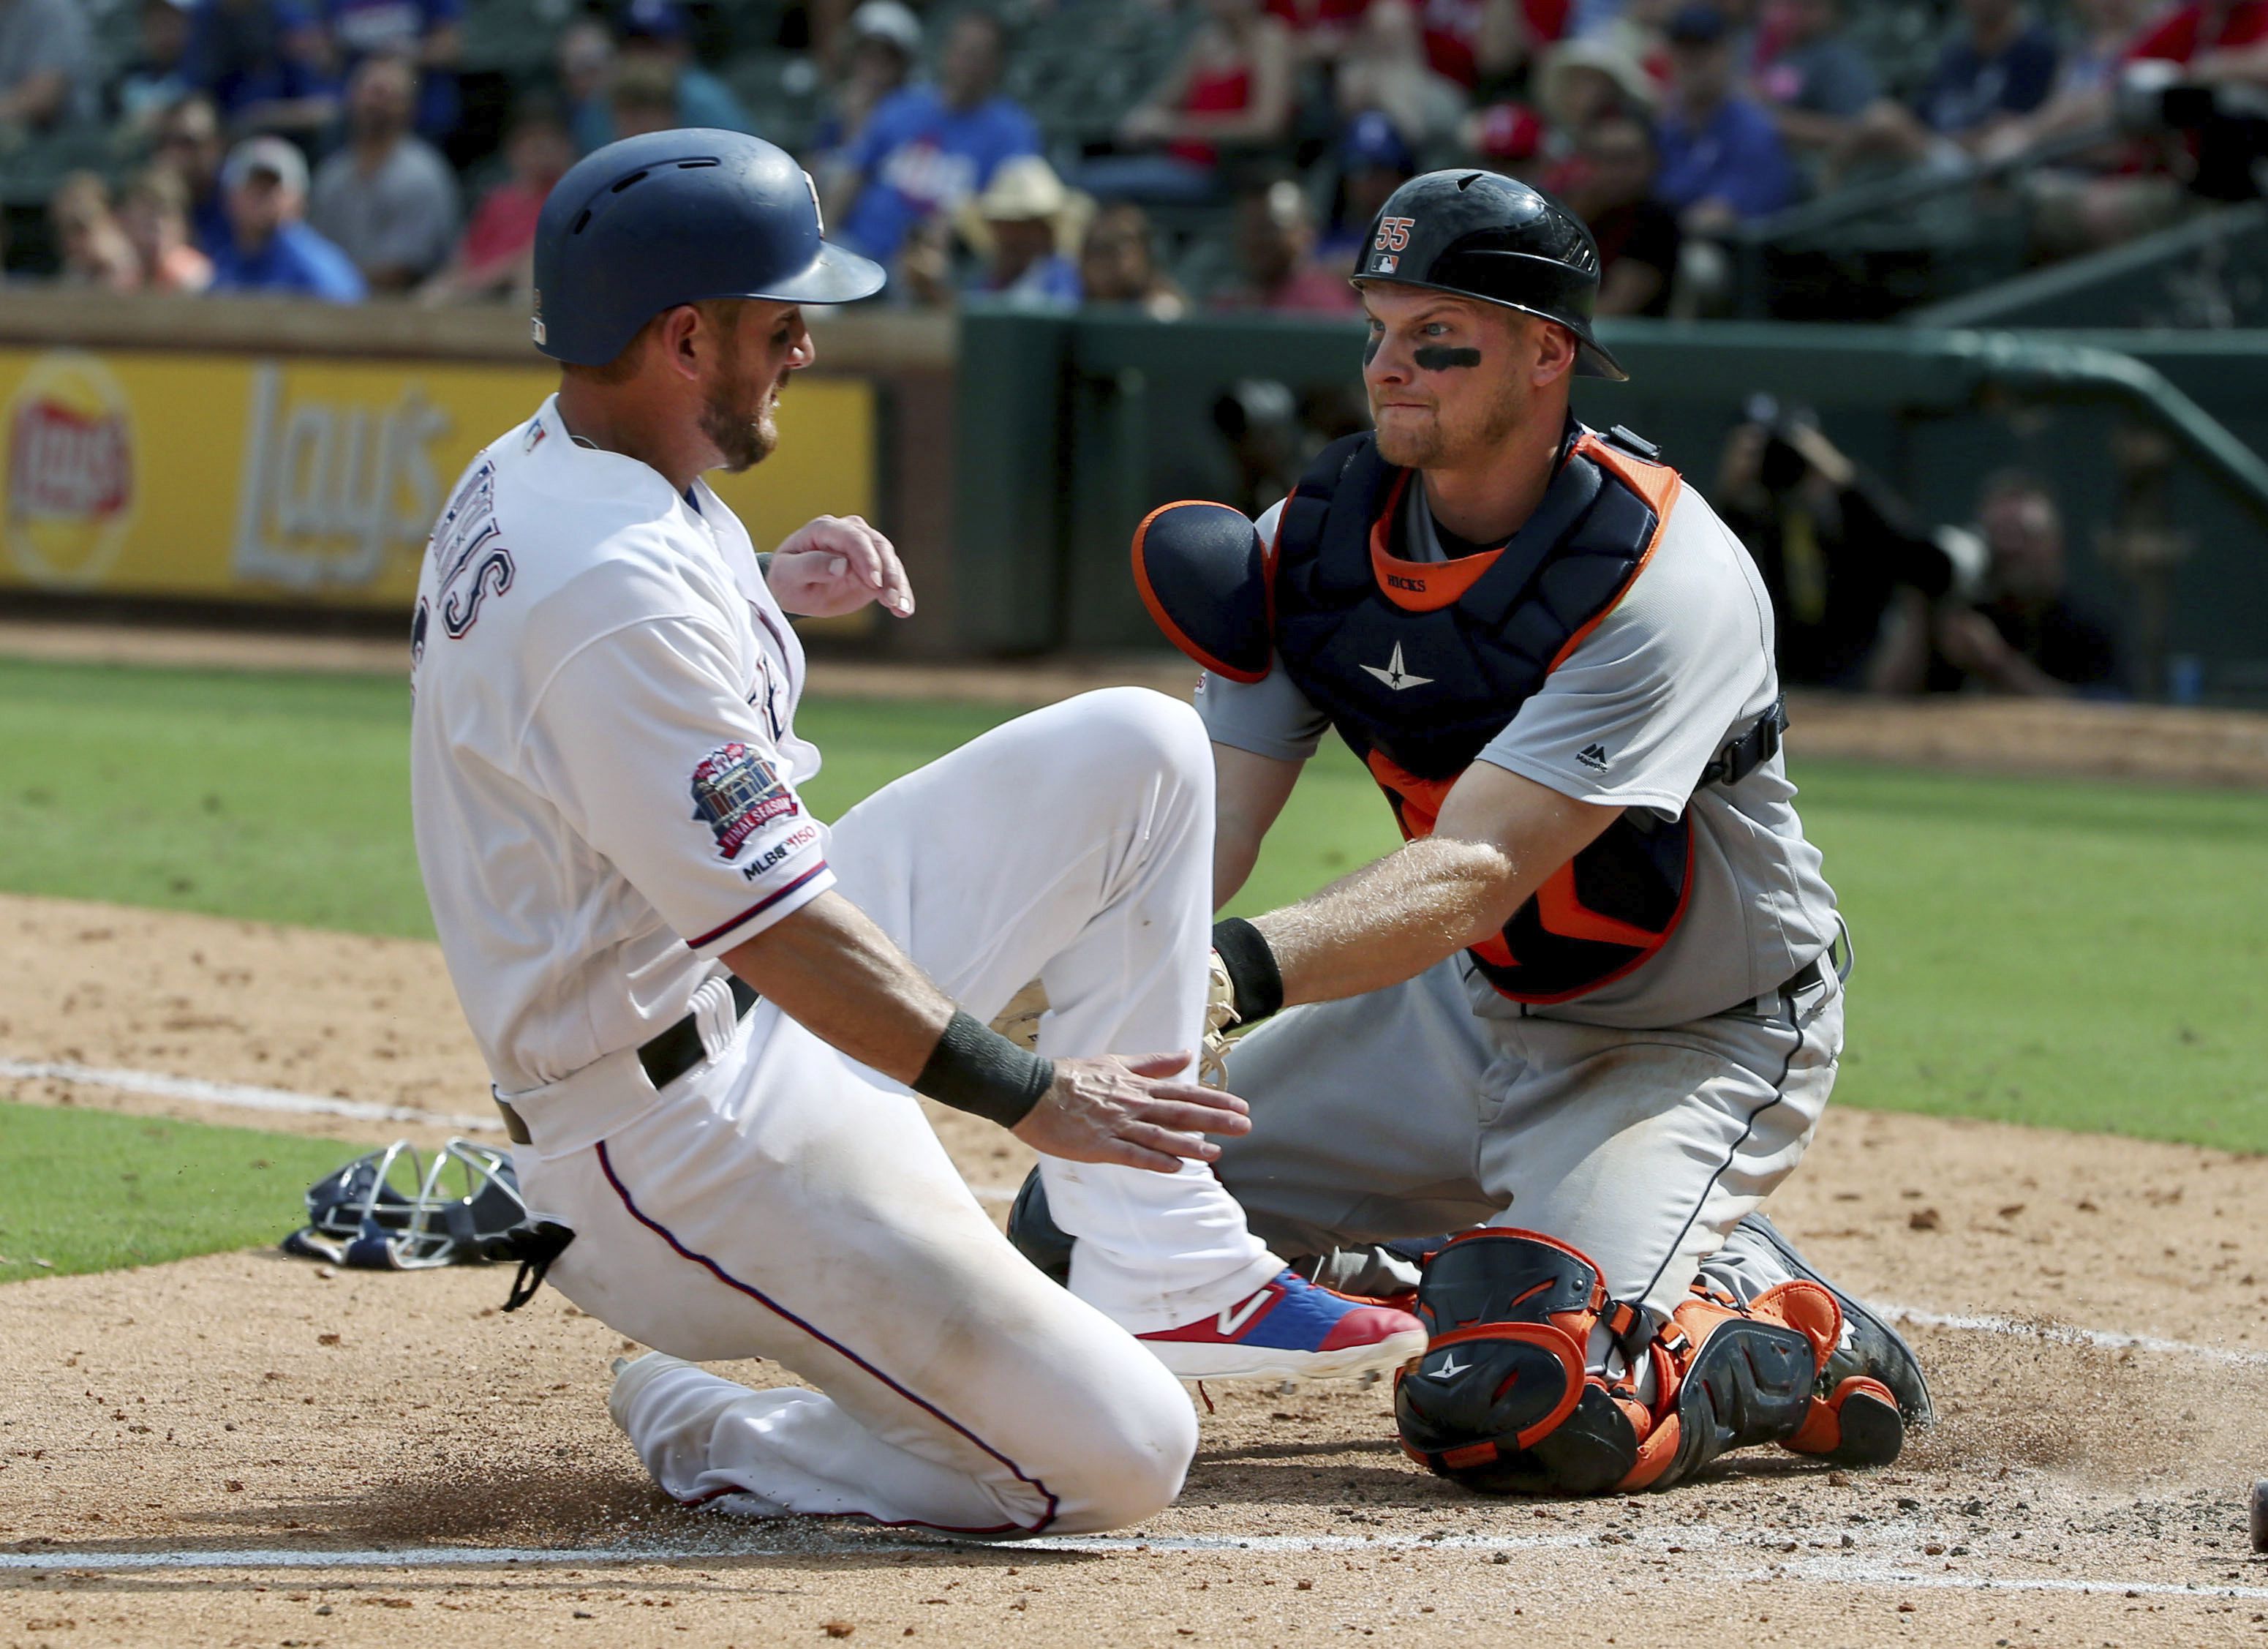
0, 348, 875, 609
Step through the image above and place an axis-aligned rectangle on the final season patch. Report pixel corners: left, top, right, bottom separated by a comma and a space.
690, 741, 798, 860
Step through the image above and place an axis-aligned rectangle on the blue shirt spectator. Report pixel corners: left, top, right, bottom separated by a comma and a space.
1916, 0, 2059, 136
185, 0, 337, 131
832, 10, 1039, 268
1657, 98, 1798, 217
322, 0, 464, 139
208, 134, 368, 301
570, 0, 753, 150
1657, 4, 1798, 226
211, 215, 368, 298
840, 86, 1041, 263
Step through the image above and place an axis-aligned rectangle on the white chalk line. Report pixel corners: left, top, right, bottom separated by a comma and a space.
1879, 1301, 2268, 1369
0, 1056, 500, 1134
6, 1058, 2265, 1364
5, 1532, 2266, 1604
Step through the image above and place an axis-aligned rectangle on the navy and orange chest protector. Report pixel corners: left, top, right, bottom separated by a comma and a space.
1268, 427, 1688, 1004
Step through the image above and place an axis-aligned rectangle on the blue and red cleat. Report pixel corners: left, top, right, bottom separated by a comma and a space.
1138, 1268, 1426, 1383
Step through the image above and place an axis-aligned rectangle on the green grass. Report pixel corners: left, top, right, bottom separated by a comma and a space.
0, 1102, 363, 1281
2, 656, 2265, 1157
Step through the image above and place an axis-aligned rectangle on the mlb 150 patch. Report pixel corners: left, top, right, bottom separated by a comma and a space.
690, 741, 799, 859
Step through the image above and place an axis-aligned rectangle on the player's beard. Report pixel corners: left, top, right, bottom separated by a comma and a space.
1374, 372, 1529, 470
699, 330, 782, 473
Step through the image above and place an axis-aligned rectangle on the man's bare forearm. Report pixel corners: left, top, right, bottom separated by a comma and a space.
1251, 835, 1515, 1006
722, 890, 954, 1084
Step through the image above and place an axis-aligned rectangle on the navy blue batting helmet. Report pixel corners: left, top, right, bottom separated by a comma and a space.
531, 128, 885, 367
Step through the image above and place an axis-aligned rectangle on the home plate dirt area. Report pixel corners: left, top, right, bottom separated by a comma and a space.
4, 893, 2268, 1648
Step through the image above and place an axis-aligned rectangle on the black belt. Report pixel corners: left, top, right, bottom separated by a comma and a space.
494, 976, 760, 1146
637, 974, 761, 1091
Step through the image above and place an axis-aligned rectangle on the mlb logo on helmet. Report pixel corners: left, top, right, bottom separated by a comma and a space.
1375, 255, 1398, 274
690, 740, 798, 858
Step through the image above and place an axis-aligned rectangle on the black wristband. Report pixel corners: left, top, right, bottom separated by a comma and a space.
1210, 917, 1285, 1025
912, 1011, 1055, 1129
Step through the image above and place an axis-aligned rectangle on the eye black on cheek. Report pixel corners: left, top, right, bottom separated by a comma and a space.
1362, 333, 1381, 366
1414, 345, 1483, 372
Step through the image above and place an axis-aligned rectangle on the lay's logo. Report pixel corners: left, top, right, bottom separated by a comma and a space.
3, 352, 135, 587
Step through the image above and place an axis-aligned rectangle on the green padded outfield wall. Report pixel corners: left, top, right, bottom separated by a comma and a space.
953, 304, 2268, 704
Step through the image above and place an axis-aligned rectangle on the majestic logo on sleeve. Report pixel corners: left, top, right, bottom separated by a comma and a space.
690, 742, 799, 860
1360, 641, 1433, 691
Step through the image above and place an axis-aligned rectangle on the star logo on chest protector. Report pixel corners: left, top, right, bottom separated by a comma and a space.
1428, 1352, 1469, 1379
1361, 642, 1433, 691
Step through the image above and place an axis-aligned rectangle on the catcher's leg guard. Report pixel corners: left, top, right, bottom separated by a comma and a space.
1624, 1279, 1888, 1490
1724, 1211, 1934, 1427
1398, 1232, 1899, 1496
1006, 1167, 1073, 1288
1395, 1230, 1659, 1495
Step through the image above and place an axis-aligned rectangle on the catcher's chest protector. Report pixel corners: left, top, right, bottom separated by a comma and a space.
1270, 428, 1690, 1004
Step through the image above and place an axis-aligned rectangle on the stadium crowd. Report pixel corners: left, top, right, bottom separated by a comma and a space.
1, 0, 2262, 313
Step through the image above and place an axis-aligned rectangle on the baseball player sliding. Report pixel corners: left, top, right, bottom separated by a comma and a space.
1015, 170, 1934, 1494
407, 131, 1420, 1538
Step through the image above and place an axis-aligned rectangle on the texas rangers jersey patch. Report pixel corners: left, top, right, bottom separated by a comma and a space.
690, 742, 798, 860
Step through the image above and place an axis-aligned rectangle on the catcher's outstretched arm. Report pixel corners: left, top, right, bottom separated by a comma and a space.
1246, 762, 1616, 1008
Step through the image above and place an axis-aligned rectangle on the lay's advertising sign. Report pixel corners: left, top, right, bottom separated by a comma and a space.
0, 348, 875, 609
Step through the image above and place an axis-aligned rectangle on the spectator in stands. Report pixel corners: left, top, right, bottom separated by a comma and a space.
417, 94, 569, 303
185, 0, 340, 140
1267, 0, 1366, 67
1839, 0, 2059, 176
1212, 174, 1362, 314
1318, 110, 1419, 264
558, 15, 614, 154
209, 132, 367, 299
1747, 0, 1879, 161
606, 53, 678, 140
151, 92, 233, 253
612, 0, 753, 133
1087, 0, 1295, 204
1078, 202, 1188, 320
309, 52, 459, 290
1714, 399, 1959, 689
0, 0, 99, 130
1868, 472, 2122, 696
115, 0, 199, 138
49, 173, 143, 291
1335, 0, 1471, 152
1558, 113, 1681, 315
1535, 34, 1657, 130
2128, 0, 2268, 85
830, 10, 1039, 271
1654, 4, 1798, 234
810, 0, 922, 200
320, 0, 463, 142
1421, 0, 1570, 94
119, 164, 216, 290
955, 155, 1088, 310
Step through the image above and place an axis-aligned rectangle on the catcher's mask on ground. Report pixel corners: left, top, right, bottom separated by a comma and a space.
282, 1138, 528, 1270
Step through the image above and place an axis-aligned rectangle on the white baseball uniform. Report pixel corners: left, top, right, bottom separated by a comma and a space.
407, 396, 1275, 1533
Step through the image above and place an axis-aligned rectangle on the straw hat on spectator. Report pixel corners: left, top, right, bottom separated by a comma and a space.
1537, 38, 1658, 125
954, 156, 1096, 259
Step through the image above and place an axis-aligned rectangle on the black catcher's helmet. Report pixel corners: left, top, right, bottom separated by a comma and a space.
1353, 168, 1627, 381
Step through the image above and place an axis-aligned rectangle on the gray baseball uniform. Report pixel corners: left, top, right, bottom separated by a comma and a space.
1199, 477, 1845, 1323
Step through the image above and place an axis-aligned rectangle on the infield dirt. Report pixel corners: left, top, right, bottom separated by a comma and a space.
5, 890, 2268, 1648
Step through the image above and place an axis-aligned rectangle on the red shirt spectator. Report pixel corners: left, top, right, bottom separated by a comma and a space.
2125, 0, 2268, 65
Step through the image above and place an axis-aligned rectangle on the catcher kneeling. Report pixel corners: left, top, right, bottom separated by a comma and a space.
1011, 170, 1931, 1495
